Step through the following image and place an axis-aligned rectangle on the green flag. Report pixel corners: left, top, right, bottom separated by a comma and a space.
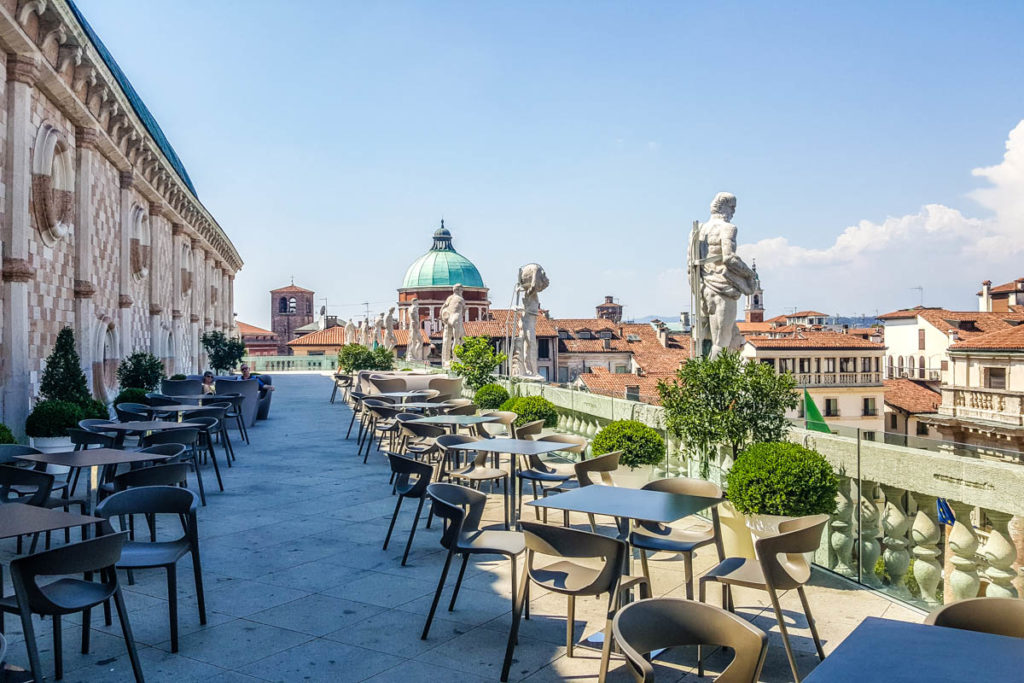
804, 389, 831, 433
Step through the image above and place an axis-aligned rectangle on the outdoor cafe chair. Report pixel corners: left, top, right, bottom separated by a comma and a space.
214, 393, 249, 446
369, 376, 406, 394
114, 402, 150, 422
481, 411, 517, 438
330, 373, 352, 404
2, 532, 144, 682
140, 428, 207, 506
501, 521, 651, 682
445, 398, 474, 409
0, 465, 54, 554
428, 377, 463, 398
699, 513, 830, 682
345, 391, 369, 439
543, 450, 622, 528
437, 435, 510, 529
421, 483, 524, 640
178, 417, 225, 492
186, 404, 236, 463
513, 419, 545, 440
396, 421, 444, 464
113, 462, 191, 492
444, 404, 478, 417
613, 597, 768, 683
924, 596, 1024, 639
383, 454, 434, 566
517, 433, 588, 521
97, 486, 206, 653
361, 401, 403, 461
434, 433, 479, 478
78, 419, 116, 434
145, 393, 177, 406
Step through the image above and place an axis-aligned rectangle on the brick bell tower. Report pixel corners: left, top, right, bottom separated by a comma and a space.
745, 261, 764, 323
270, 281, 315, 354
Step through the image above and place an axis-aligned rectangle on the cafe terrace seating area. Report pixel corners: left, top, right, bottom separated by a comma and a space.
0, 373, 1010, 682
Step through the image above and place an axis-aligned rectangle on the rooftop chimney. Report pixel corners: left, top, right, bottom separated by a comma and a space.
980, 280, 992, 312
604, 295, 614, 304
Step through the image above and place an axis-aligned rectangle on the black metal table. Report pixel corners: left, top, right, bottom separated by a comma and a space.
804, 616, 1024, 681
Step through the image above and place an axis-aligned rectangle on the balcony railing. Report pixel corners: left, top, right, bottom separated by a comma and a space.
939, 386, 1024, 427
242, 355, 337, 373
793, 372, 882, 387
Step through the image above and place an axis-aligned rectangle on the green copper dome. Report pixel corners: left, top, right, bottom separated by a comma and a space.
401, 221, 485, 289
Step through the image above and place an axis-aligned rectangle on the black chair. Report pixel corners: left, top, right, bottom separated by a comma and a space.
383, 454, 433, 566
214, 394, 248, 446
180, 417, 225, 492
140, 428, 206, 505
78, 419, 116, 434
0, 447, 86, 547
97, 486, 206, 653
191, 404, 236, 463
0, 466, 55, 554
114, 403, 150, 422
145, 394, 177, 407
3, 532, 143, 682
114, 463, 190, 491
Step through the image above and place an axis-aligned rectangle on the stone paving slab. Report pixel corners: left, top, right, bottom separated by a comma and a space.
0, 374, 923, 681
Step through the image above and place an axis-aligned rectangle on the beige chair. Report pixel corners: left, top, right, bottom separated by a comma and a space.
369, 376, 406, 394
501, 520, 650, 682
630, 477, 724, 599
438, 434, 510, 529
444, 404, 478, 417
613, 597, 768, 683
924, 597, 1024, 638
699, 514, 830, 682
481, 411, 517, 438
513, 419, 545, 440
516, 434, 589, 520
428, 376, 463, 399
445, 398, 474, 409
543, 450, 622, 528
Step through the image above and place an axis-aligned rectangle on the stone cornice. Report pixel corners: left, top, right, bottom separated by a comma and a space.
190, 314, 200, 323
149, 202, 165, 218
118, 293, 133, 308
73, 279, 96, 298
119, 171, 134, 190
172, 309, 182, 319
2, 258, 35, 282
75, 126, 100, 150
171, 223, 187, 236
149, 303, 163, 315
6, 54, 39, 84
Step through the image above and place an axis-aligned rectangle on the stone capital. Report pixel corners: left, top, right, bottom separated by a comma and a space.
75, 127, 101, 150
118, 293, 133, 308
190, 314, 200, 323
6, 54, 39, 84
172, 309, 183, 319
190, 238, 202, 249
204, 318, 212, 327
172, 223, 187, 237
2, 258, 35, 282
149, 303, 163, 315
119, 171, 134, 190
73, 279, 96, 299
149, 203, 165, 218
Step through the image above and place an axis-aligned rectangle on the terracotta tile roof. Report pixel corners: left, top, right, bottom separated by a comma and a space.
576, 367, 666, 404
917, 309, 1024, 340
237, 321, 275, 337
765, 315, 788, 324
287, 327, 346, 346
884, 379, 941, 414
393, 329, 429, 346
877, 306, 937, 320
270, 284, 314, 294
789, 310, 828, 318
979, 278, 1024, 295
949, 323, 1024, 351
745, 331, 885, 350
463, 309, 558, 338
737, 322, 774, 334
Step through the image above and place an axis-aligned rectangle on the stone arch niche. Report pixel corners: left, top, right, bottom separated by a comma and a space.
130, 204, 150, 281
92, 316, 120, 402
31, 122, 75, 246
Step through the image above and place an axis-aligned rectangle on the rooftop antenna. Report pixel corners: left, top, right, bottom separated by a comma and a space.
290, 275, 294, 286
910, 285, 923, 307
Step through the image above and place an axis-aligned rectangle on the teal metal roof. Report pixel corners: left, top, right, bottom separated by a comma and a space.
67, 1, 198, 197
401, 222, 485, 289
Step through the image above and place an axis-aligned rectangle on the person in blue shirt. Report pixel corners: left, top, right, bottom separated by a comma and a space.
239, 363, 273, 395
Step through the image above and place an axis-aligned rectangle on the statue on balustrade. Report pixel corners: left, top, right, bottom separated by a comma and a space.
406, 298, 424, 362
688, 191, 758, 358
359, 319, 371, 347
345, 318, 357, 346
511, 263, 549, 381
384, 307, 398, 351
440, 284, 466, 368
372, 313, 385, 348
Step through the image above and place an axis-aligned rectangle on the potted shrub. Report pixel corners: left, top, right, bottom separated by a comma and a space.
451, 337, 507, 391
25, 400, 83, 452
474, 383, 510, 410
499, 395, 558, 427
0, 423, 16, 445
169, 373, 187, 381
592, 420, 665, 486
724, 441, 839, 559
113, 387, 150, 406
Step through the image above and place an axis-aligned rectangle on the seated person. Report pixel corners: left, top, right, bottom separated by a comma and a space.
201, 370, 217, 395
239, 363, 273, 395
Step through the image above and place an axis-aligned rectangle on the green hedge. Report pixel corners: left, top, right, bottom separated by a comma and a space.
592, 420, 665, 469
25, 400, 83, 438
113, 387, 150, 406
725, 442, 839, 517
474, 384, 510, 410
499, 395, 559, 427
0, 424, 15, 445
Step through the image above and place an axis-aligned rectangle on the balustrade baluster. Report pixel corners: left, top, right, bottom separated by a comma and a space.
830, 476, 855, 577
911, 510, 942, 605
948, 520, 981, 600
859, 484, 882, 587
881, 488, 912, 598
980, 527, 1018, 598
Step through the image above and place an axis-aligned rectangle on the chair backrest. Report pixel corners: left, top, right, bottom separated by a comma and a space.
10, 532, 127, 615
402, 422, 445, 440
98, 485, 197, 518
0, 444, 41, 465
446, 398, 473, 408
414, 389, 440, 400
115, 403, 149, 422
215, 378, 259, 426
162, 378, 201, 396
0, 465, 54, 506
536, 433, 588, 454
387, 454, 433, 498
113, 463, 191, 491
78, 419, 115, 433
146, 394, 177, 406
427, 394, 452, 403
185, 416, 219, 433
575, 450, 621, 486
428, 377, 463, 397
613, 597, 768, 683
364, 403, 402, 421
369, 377, 406, 394
183, 406, 226, 421
444, 404, 477, 416
754, 514, 830, 591
137, 443, 187, 462
513, 419, 545, 440
924, 597, 1024, 639
638, 478, 724, 533
435, 434, 480, 450
140, 427, 199, 448
395, 413, 421, 424
67, 428, 116, 450
485, 411, 517, 427
426, 482, 486, 549
520, 520, 625, 597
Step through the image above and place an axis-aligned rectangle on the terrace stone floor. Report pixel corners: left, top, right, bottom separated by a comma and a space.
0, 374, 922, 681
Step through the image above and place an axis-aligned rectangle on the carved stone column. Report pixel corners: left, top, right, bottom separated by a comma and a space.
2, 55, 40, 436
911, 510, 942, 605
118, 171, 134, 357
74, 127, 100, 392
148, 203, 164, 359
830, 476, 856, 577
191, 240, 203, 369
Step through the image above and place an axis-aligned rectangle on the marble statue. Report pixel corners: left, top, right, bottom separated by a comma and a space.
511, 263, 549, 380
345, 318, 357, 346
688, 192, 758, 358
372, 313, 384, 348
440, 284, 466, 368
406, 299, 424, 362
359, 319, 371, 347
383, 307, 398, 351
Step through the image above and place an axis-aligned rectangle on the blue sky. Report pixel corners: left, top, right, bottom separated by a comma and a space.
78, 1, 1024, 327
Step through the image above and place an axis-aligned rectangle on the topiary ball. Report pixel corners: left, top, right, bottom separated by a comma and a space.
0, 423, 15, 445
113, 387, 150, 407
505, 395, 558, 427
25, 400, 84, 438
592, 420, 665, 469
726, 442, 839, 517
474, 384, 510, 410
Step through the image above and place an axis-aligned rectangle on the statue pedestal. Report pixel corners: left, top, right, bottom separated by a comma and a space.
514, 374, 545, 384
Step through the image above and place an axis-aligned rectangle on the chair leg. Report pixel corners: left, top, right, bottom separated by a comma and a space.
192, 549, 207, 625
383, 496, 403, 551
81, 607, 91, 653
221, 426, 234, 465
503, 477, 509, 530
17, 604, 43, 682
53, 614, 63, 680
768, 586, 803, 683
206, 439, 225, 491
192, 450, 207, 506
402, 497, 425, 566
638, 550, 651, 591
566, 595, 575, 657
682, 551, 694, 601
422, 550, 455, 640
501, 562, 530, 682
448, 555, 469, 611
168, 564, 179, 653
346, 409, 357, 439
113, 587, 145, 682
797, 585, 826, 661
598, 616, 614, 683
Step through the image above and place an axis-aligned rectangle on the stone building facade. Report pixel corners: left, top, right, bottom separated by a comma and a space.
0, 0, 241, 435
